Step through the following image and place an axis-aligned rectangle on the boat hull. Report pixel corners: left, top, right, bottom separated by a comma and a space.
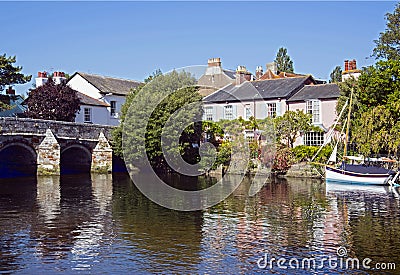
325, 166, 390, 185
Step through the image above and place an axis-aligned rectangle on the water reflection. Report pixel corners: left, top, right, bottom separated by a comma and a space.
0, 174, 399, 274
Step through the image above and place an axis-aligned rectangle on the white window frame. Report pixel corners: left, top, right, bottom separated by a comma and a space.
304, 131, 324, 146
110, 101, 117, 117
306, 99, 321, 124
224, 105, 234, 120
267, 103, 277, 118
204, 106, 213, 121
245, 104, 252, 120
84, 107, 92, 123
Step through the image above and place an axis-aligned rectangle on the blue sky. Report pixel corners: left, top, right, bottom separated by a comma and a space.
1, 1, 397, 95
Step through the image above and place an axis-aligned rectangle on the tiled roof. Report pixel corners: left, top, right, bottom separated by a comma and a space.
0, 95, 26, 117
222, 69, 236, 79
203, 76, 313, 103
73, 72, 142, 96
77, 92, 110, 107
288, 83, 340, 101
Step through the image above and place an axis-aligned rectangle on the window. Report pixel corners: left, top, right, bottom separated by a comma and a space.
110, 101, 117, 117
306, 100, 321, 123
304, 132, 324, 146
224, 105, 234, 120
267, 103, 276, 117
204, 106, 213, 121
84, 108, 92, 123
245, 105, 252, 120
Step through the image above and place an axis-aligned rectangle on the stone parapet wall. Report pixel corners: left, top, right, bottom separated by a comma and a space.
0, 117, 114, 140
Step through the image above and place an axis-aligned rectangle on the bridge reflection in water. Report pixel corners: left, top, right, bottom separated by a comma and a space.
0, 174, 399, 274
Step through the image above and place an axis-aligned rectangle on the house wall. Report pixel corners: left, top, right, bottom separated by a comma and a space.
68, 74, 128, 126
288, 99, 338, 147
203, 99, 284, 121
321, 100, 337, 129
75, 105, 109, 126
102, 94, 126, 126
68, 74, 103, 99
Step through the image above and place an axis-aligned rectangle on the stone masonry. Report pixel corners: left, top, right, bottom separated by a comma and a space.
91, 132, 113, 173
37, 129, 60, 175
0, 117, 115, 176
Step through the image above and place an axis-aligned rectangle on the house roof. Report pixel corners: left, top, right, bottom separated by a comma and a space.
77, 92, 110, 107
203, 76, 314, 103
0, 94, 26, 117
259, 69, 306, 80
287, 83, 340, 102
222, 69, 236, 79
71, 72, 142, 96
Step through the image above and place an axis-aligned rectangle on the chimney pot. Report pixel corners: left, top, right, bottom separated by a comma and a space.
344, 60, 349, 71
6, 86, 15, 95
208, 57, 221, 67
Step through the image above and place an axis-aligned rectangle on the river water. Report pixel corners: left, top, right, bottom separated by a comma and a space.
0, 174, 399, 274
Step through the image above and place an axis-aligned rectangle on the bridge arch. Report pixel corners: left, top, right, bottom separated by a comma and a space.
60, 144, 92, 174
0, 141, 37, 178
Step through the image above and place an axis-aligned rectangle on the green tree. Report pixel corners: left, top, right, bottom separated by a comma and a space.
373, 3, 400, 60
345, 60, 400, 155
329, 65, 342, 83
274, 110, 320, 148
0, 54, 31, 92
114, 70, 202, 171
274, 47, 294, 73
25, 78, 80, 122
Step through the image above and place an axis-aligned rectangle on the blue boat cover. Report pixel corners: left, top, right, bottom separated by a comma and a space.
340, 163, 395, 175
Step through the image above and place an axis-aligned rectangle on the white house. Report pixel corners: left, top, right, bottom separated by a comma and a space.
67, 72, 141, 126
202, 68, 340, 147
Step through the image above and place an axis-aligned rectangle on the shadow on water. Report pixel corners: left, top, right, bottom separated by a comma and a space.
111, 172, 204, 273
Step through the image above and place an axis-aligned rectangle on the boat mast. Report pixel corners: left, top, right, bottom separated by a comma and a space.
343, 88, 354, 158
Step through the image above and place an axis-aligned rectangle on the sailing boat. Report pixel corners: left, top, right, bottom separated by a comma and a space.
324, 89, 399, 185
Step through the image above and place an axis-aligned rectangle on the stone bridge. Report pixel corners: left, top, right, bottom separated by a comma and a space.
0, 117, 116, 178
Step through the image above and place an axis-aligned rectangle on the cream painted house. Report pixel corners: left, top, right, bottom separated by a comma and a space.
203, 70, 340, 147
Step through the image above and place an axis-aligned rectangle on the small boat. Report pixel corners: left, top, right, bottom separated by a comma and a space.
325, 162, 396, 185
319, 89, 399, 185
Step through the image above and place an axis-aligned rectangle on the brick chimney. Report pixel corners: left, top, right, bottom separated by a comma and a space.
350, 59, 357, 70
208, 57, 221, 67
256, 66, 263, 80
236, 65, 252, 85
344, 60, 349, 71
36, 71, 48, 88
54, 71, 67, 85
6, 86, 15, 95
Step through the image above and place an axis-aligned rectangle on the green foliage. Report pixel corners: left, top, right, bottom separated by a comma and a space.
329, 65, 342, 83
0, 101, 12, 111
114, 70, 202, 171
373, 3, 400, 60
0, 53, 31, 92
213, 140, 232, 169
274, 47, 294, 73
274, 110, 321, 148
291, 145, 333, 163
336, 60, 400, 156
25, 78, 80, 122
357, 60, 400, 110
